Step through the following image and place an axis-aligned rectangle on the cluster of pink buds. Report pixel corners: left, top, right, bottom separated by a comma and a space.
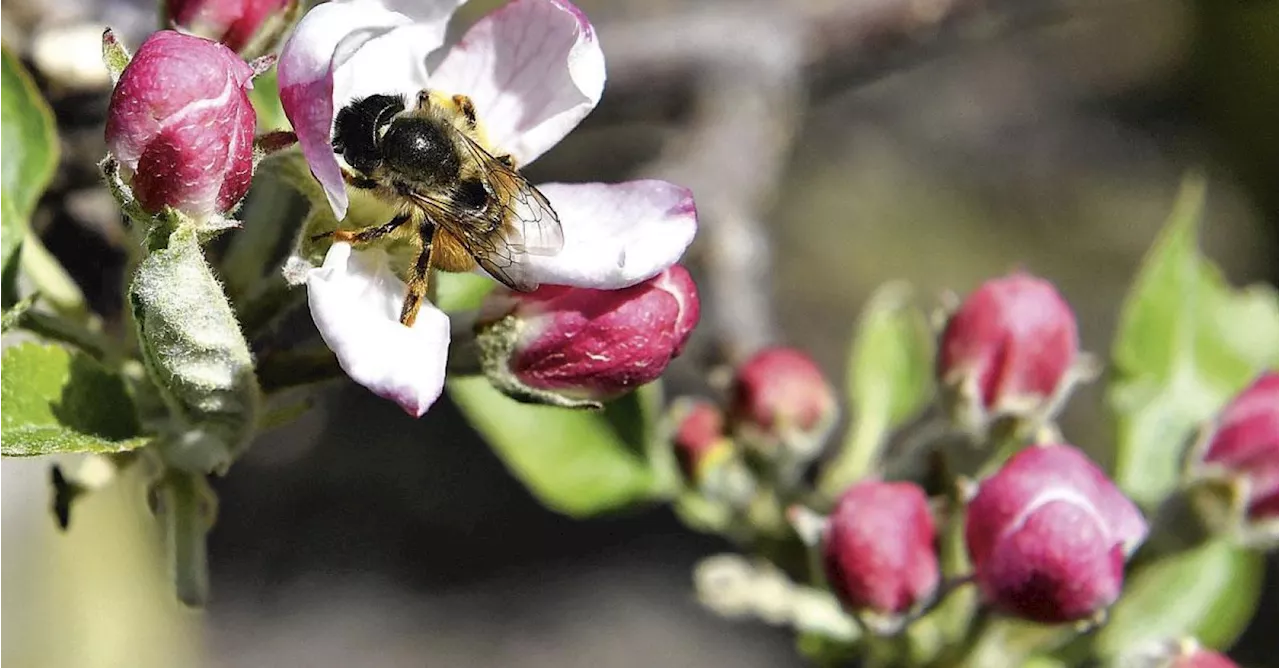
816, 443, 1148, 628
780, 272, 1164, 631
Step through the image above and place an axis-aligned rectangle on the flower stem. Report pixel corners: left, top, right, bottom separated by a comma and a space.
256, 346, 343, 394
21, 234, 90, 320
160, 472, 216, 608
818, 396, 889, 499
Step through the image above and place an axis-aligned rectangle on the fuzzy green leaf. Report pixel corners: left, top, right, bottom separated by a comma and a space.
1, 47, 58, 218
448, 377, 663, 517
1108, 178, 1279, 507
1095, 539, 1263, 656
1, 343, 149, 456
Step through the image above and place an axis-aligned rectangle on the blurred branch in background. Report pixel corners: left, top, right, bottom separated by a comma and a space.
588, 0, 1091, 363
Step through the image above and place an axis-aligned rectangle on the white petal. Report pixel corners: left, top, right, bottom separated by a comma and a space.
518, 180, 697, 289
279, 0, 460, 220
430, 0, 604, 166
306, 243, 450, 417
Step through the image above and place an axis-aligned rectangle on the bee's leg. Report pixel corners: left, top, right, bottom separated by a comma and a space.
399, 221, 437, 327
452, 94, 477, 129
310, 212, 410, 244
495, 154, 515, 168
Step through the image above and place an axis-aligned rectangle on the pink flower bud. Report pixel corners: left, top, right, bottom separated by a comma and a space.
1198, 372, 1279, 522
167, 0, 292, 53
822, 481, 939, 619
938, 273, 1079, 428
493, 265, 699, 402
1171, 648, 1238, 668
673, 399, 727, 479
728, 347, 836, 453
965, 444, 1148, 623
105, 31, 256, 220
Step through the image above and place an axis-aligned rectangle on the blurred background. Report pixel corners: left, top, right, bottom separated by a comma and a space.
1, 0, 1275, 665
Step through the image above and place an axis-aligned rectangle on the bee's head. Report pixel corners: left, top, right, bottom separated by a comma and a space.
332, 94, 406, 175
381, 115, 461, 187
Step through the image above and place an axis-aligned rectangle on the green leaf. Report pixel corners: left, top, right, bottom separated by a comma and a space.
1095, 539, 1263, 657
819, 282, 934, 495
1108, 177, 1280, 506
1, 46, 58, 218
247, 66, 290, 132
2, 191, 24, 306
448, 377, 663, 517
434, 272, 496, 312
1, 343, 149, 456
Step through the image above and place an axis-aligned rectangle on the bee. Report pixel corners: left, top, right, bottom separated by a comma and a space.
320, 90, 563, 326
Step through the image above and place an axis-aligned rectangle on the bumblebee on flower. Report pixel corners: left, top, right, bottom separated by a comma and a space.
278, 0, 700, 416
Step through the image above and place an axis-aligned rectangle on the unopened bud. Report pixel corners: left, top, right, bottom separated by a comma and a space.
105, 30, 256, 222
728, 347, 837, 461
937, 273, 1079, 436
965, 444, 1148, 623
822, 480, 939, 630
166, 0, 296, 55
1196, 372, 1278, 520
672, 399, 730, 480
476, 265, 699, 408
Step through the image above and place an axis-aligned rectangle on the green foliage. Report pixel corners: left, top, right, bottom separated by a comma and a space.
448, 377, 667, 517
130, 228, 261, 473
1, 343, 149, 456
1, 47, 58, 219
247, 66, 289, 132
820, 282, 934, 495
2, 191, 23, 305
1095, 539, 1264, 656
434, 271, 496, 312
847, 283, 934, 428
1109, 177, 1279, 506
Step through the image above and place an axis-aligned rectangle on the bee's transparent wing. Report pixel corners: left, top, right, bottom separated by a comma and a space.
408, 135, 563, 292
453, 134, 564, 257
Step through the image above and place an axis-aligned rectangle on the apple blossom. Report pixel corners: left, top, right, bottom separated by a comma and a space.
105, 30, 256, 221
474, 264, 699, 407
965, 444, 1148, 623
1195, 371, 1279, 523
937, 272, 1079, 434
822, 480, 939, 625
278, 0, 698, 414
166, 0, 295, 54
674, 399, 729, 480
728, 347, 837, 459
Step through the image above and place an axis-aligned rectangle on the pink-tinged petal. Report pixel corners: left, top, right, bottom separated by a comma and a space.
431, 0, 604, 165
306, 243, 450, 416
279, 0, 460, 219
518, 181, 696, 289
